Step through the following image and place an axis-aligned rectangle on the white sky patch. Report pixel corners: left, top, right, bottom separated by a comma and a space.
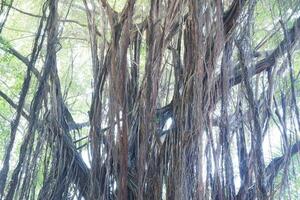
0, 14, 6, 25
263, 126, 282, 163
81, 148, 91, 169
163, 117, 173, 131
86, 2, 93, 10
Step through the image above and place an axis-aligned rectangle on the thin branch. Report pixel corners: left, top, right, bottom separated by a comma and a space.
0, 90, 29, 120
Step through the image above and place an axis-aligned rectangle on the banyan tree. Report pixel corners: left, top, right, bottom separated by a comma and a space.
1, 0, 300, 199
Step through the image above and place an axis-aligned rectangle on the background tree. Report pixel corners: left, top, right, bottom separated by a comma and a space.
1, 0, 300, 199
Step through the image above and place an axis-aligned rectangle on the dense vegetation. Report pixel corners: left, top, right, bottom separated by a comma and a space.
1, 0, 300, 199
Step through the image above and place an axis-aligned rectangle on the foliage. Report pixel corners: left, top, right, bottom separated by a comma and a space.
0, 0, 300, 199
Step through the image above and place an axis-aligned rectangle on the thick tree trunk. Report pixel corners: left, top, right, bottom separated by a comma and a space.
1, 0, 300, 199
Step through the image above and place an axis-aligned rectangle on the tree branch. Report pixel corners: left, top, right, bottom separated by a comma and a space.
265, 140, 300, 188
157, 16, 300, 138
2, 2, 87, 27
230, 16, 300, 86
0, 90, 29, 120
224, 0, 247, 37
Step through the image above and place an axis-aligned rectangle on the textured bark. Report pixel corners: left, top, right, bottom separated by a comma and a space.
1, 0, 300, 199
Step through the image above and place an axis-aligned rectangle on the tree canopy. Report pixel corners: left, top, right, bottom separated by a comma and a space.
1, 0, 300, 199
